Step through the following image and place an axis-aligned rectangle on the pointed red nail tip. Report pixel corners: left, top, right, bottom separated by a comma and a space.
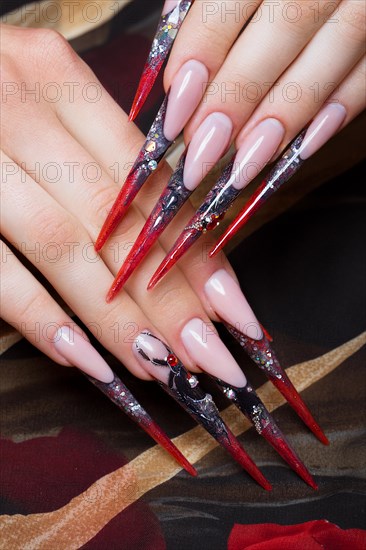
148, 227, 201, 288
223, 431, 271, 490
271, 378, 328, 445
145, 420, 197, 476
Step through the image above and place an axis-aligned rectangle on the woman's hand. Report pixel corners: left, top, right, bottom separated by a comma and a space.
165, 0, 365, 153
1, 24, 256, 384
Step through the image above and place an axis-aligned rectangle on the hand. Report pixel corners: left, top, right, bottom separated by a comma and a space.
0, 24, 253, 384
165, 0, 365, 154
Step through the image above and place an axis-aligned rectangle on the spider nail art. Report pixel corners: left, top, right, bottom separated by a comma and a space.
129, 0, 194, 121
133, 331, 271, 489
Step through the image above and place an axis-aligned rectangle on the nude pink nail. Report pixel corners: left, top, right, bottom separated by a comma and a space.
230, 119, 285, 190
162, 0, 181, 15
54, 326, 114, 383
164, 60, 209, 141
299, 103, 347, 160
204, 270, 263, 340
183, 113, 233, 190
181, 318, 247, 388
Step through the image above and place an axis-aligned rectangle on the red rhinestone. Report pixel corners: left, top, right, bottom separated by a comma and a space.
167, 354, 178, 367
206, 218, 219, 231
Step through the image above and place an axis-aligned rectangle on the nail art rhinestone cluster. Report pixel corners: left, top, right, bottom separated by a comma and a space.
148, 1, 193, 72
224, 323, 284, 381
186, 158, 237, 233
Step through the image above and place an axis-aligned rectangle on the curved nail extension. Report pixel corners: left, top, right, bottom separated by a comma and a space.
180, 318, 316, 488
53, 326, 196, 475
133, 330, 271, 489
129, 0, 194, 121
96, 60, 209, 254
107, 114, 232, 297
148, 119, 284, 288
224, 323, 329, 445
210, 103, 347, 256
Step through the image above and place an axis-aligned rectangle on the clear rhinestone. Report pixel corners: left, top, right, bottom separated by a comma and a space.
188, 375, 198, 388
224, 388, 235, 400
148, 160, 158, 171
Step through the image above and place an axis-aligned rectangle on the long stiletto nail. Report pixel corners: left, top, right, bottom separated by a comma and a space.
54, 326, 197, 475
129, 0, 194, 121
181, 318, 316, 488
107, 113, 232, 297
148, 119, 285, 288
224, 322, 329, 445
133, 330, 271, 489
203, 270, 328, 444
96, 60, 208, 253
210, 103, 347, 256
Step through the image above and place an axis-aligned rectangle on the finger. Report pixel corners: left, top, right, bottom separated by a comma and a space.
236, 0, 366, 152
185, 0, 343, 140
0, 151, 163, 380
0, 240, 81, 367
164, 0, 260, 90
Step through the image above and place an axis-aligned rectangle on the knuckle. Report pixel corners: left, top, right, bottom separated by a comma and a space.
27, 206, 80, 253
338, 2, 366, 42
30, 28, 80, 76
150, 283, 186, 322
97, 300, 124, 331
15, 290, 49, 323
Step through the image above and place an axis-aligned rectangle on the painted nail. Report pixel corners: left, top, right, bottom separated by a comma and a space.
224, 323, 329, 445
106, 114, 232, 297
129, 0, 194, 121
204, 269, 263, 340
133, 330, 271, 489
180, 318, 316, 488
53, 326, 196, 474
163, 60, 209, 141
210, 103, 347, 256
96, 61, 208, 254
147, 119, 285, 289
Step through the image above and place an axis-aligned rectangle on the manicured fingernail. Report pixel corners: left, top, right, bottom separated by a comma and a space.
183, 113, 233, 189
230, 119, 285, 190
300, 103, 347, 160
164, 60, 209, 141
162, 0, 181, 15
204, 269, 263, 340
181, 318, 247, 387
53, 326, 114, 383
